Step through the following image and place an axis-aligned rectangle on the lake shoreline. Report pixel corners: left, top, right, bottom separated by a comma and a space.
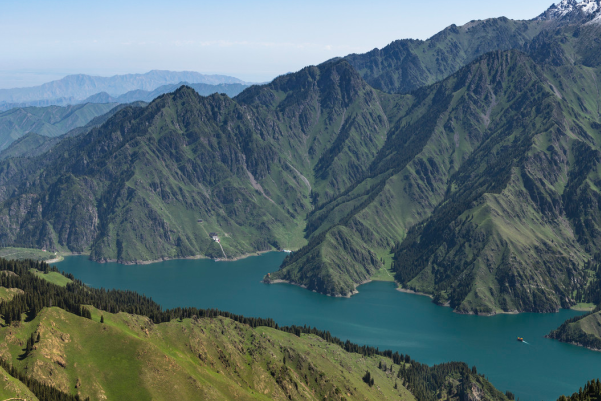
53, 252, 598, 400
71, 249, 283, 266
57, 253, 592, 319
544, 336, 601, 353
265, 278, 371, 298
395, 288, 538, 316
45, 255, 64, 263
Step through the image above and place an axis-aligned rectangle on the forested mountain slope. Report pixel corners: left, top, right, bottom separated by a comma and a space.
0, 133, 61, 161
0, 258, 511, 401
0, 102, 148, 161
548, 306, 601, 351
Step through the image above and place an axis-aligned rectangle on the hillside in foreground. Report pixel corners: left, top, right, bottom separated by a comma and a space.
0, 258, 510, 401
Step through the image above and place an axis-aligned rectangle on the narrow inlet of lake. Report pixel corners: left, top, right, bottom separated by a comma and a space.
55, 253, 599, 401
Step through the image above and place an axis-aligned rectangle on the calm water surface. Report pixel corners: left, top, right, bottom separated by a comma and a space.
56, 253, 600, 401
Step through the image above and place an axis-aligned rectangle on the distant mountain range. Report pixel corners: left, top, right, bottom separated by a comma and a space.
2, 1, 601, 318
0, 83, 251, 150
80, 82, 251, 104
0, 70, 248, 104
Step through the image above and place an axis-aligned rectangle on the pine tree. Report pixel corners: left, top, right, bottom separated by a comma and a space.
100, 315, 104, 324
362, 370, 373, 387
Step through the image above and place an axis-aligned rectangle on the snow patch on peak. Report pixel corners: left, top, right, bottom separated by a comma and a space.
586, 11, 601, 23
578, 0, 600, 14
537, 0, 601, 20
547, 0, 579, 17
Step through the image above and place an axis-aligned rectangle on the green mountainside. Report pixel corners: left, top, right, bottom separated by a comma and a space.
0, 60, 396, 263
547, 249, 601, 351
269, 21, 601, 312
0, 258, 511, 401
2, 4, 601, 314
0, 133, 60, 160
547, 306, 601, 351
344, 17, 547, 94
0, 102, 148, 161
0, 82, 243, 151
0, 102, 118, 150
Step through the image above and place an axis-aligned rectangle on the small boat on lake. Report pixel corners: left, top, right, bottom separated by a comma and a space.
517, 337, 524, 342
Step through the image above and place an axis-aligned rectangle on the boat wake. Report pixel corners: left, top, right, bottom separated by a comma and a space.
522, 341, 530, 345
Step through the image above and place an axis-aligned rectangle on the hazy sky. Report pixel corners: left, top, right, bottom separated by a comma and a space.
1, 0, 556, 88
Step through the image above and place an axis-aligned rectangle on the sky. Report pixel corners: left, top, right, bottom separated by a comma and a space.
0, 0, 556, 88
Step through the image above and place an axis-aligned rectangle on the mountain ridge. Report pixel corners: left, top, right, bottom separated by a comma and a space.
0, 70, 247, 103
80, 81, 251, 104
0, 103, 119, 150
3, 2, 601, 314
0, 83, 250, 151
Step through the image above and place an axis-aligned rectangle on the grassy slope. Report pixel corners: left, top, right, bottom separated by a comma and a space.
0, 307, 416, 401
0, 287, 24, 302
0, 364, 39, 401
30, 269, 72, 287
0, 260, 511, 401
0, 247, 60, 262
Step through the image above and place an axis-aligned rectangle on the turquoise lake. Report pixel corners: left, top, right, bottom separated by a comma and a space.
55, 252, 600, 401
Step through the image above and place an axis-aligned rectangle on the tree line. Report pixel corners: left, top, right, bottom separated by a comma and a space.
557, 379, 601, 401
0, 357, 89, 401
0, 257, 512, 400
